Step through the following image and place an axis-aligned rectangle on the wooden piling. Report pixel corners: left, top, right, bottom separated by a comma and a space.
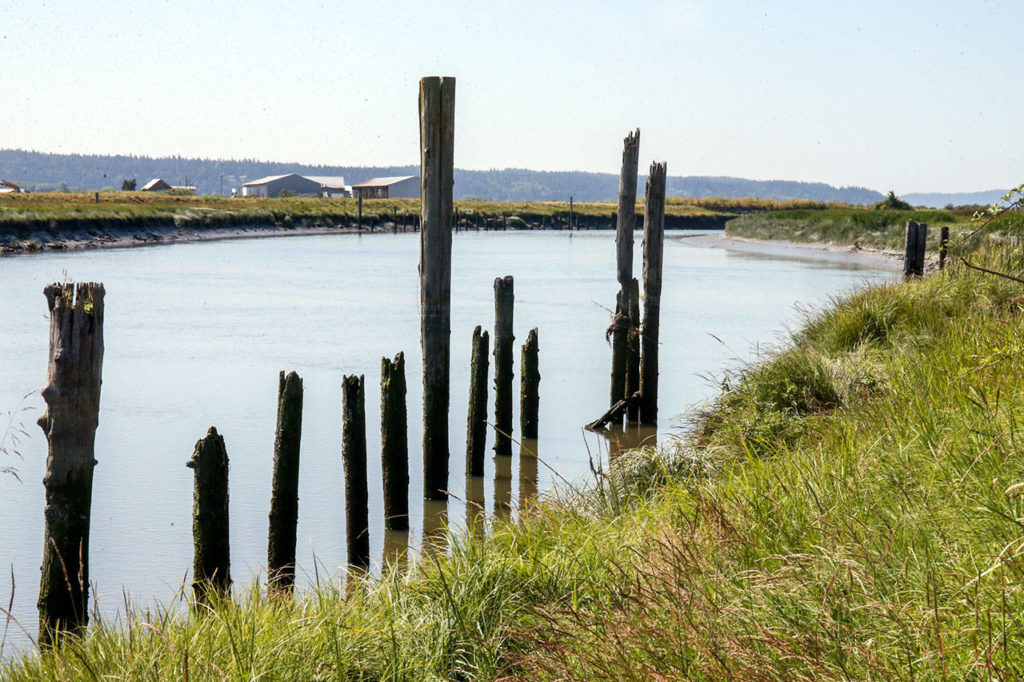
939, 225, 950, 271
466, 326, 490, 477
267, 371, 303, 592
626, 277, 641, 423
380, 353, 409, 530
904, 220, 927, 279
520, 328, 540, 439
569, 197, 574, 231
358, 193, 363, 231
419, 75, 456, 500
493, 275, 515, 456
611, 130, 640, 423
37, 282, 105, 645
187, 427, 231, 605
640, 162, 667, 426
342, 374, 370, 568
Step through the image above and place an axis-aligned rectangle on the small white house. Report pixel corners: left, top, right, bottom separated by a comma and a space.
352, 176, 419, 199
242, 173, 323, 198
141, 178, 172, 191
305, 176, 352, 198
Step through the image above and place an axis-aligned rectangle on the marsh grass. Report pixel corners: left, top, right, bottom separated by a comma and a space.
9, 219, 1024, 678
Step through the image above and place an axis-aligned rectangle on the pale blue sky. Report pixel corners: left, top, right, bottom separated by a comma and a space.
2, 0, 1020, 192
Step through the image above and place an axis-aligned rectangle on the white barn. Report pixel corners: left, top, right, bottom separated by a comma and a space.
352, 176, 419, 199
242, 173, 323, 198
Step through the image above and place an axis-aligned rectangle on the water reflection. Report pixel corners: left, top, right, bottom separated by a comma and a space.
465, 474, 486, 541
421, 497, 448, 558
599, 424, 659, 465
518, 439, 539, 514
382, 527, 410, 573
493, 455, 513, 521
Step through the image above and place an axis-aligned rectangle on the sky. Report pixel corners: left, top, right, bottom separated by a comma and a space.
1, 0, 1021, 193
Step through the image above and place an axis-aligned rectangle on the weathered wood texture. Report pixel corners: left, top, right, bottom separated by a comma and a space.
268, 371, 303, 592
342, 375, 370, 567
493, 275, 515, 456
381, 353, 409, 530
615, 129, 641, 291
586, 391, 642, 431
466, 326, 490, 476
187, 427, 231, 604
904, 220, 927, 278
419, 75, 456, 500
608, 290, 629, 423
640, 162, 667, 425
626, 277, 641, 423
520, 328, 540, 439
939, 225, 950, 271
37, 282, 105, 645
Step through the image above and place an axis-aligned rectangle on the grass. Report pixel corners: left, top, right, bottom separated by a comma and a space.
8, 219, 1024, 678
725, 206, 976, 250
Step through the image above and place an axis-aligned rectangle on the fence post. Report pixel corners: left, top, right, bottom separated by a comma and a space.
939, 225, 950, 271
419, 75, 456, 500
37, 282, 105, 645
268, 371, 303, 592
640, 162, 667, 426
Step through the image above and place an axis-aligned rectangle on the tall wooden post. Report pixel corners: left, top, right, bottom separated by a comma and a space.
466, 326, 490, 477
342, 375, 370, 568
569, 197, 574, 231
419, 75, 456, 500
626, 277, 641, 423
37, 282, 104, 645
187, 427, 231, 605
640, 162, 667, 426
611, 130, 640, 423
904, 220, 927, 279
267, 371, 303, 592
381, 353, 409, 530
520, 328, 540, 439
939, 225, 950, 271
493, 275, 515, 457
357, 193, 363, 231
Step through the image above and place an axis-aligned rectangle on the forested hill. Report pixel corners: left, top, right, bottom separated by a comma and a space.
0, 148, 884, 204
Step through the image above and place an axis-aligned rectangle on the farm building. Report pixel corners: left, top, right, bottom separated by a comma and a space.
141, 178, 172, 191
0, 180, 20, 193
306, 176, 352, 198
352, 176, 419, 199
242, 173, 322, 198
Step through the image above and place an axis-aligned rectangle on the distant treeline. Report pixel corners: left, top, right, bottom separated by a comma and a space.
0, 148, 886, 204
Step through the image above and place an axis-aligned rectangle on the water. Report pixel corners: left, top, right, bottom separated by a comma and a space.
0, 230, 895, 649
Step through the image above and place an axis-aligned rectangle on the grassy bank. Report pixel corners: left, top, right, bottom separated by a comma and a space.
8, 234, 1024, 679
725, 206, 976, 251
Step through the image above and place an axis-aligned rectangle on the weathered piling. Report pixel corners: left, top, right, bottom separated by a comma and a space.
640, 162, 667, 426
466, 326, 490, 476
626, 277, 641, 423
187, 427, 231, 604
419, 75, 456, 500
37, 282, 105, 645
380, 353, 409, 530
904, 220, 927, 279
358, 194, 363, 231
267, 371, 303, 592
569, 196, 574, 231
342, 375, 370, 567
939, 225, 950, 271
493, 275, 515, 456
611, 130, 640, 423
520, 328, 540, 439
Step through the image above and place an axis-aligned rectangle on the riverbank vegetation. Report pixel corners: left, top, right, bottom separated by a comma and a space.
6, 208, 1024, 678
725, 205, 976, 251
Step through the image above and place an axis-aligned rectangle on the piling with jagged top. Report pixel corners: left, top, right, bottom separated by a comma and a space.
939, 225, 950, 271
268, 371, 303, 592
466, 326, 490, 476
187, 427, 231, 605
493, 275, 515, 456
611, 130, 640, 424
640, 162, 667, 426
342, 375, 370, 567
37, 282, 105, 646
520, 328, 540, 439
381, 353, 409, 530
419, 75, 456, 500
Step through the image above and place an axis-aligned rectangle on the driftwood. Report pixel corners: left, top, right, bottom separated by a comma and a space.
586, 391, 642, 432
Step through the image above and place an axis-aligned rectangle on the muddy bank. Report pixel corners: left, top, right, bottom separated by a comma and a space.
680, 232, 905, 270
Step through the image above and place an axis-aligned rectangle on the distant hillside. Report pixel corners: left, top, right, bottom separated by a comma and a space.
0, 148, 884, 204
903, 189, 1010, 208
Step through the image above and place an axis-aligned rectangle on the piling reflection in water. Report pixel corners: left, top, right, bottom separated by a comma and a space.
382, 527, 410, 573
465, 474, 486, 541
519, 438, 539, 514
421, 497, 449, 558
493, 454, 513, 521
601, 424, 659, 466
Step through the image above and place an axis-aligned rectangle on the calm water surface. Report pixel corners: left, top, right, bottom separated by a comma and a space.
0, 230, 895, 648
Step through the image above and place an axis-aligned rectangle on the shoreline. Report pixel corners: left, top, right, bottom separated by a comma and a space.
680, 232, 905, 270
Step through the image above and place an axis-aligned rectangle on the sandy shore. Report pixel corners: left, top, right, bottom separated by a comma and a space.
677, 232, 905, 271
